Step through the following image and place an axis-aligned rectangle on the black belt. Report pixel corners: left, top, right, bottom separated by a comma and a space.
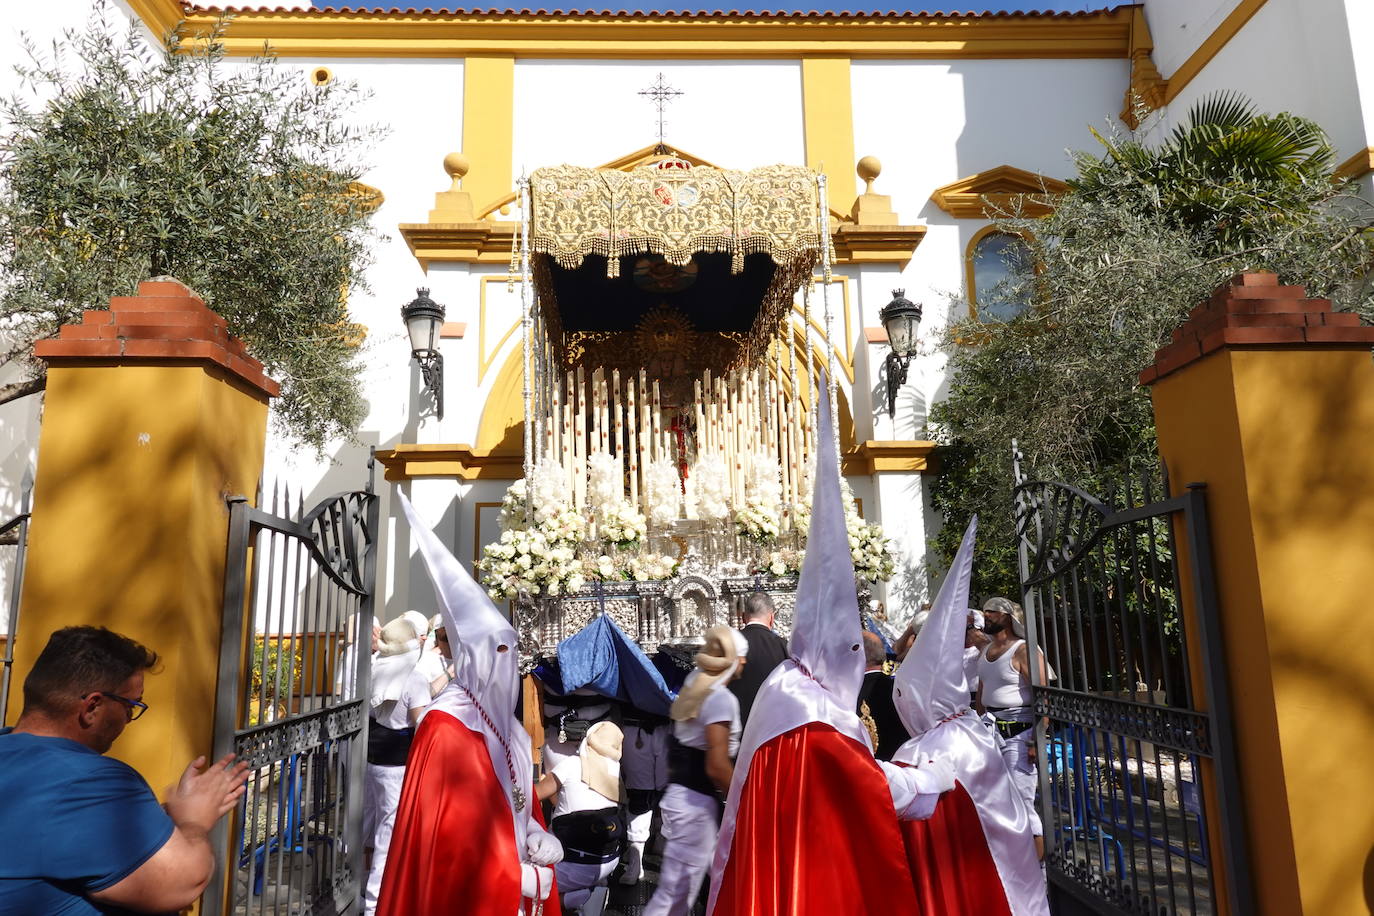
995, 719, 1033, 740
667, 735, 717, 797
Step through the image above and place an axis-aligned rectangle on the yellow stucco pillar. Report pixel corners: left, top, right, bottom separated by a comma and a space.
9, 279, 278, 799
1142, 272, 1374, 916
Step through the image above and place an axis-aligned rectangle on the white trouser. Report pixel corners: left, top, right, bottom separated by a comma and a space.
627, 808, 653, 844
643, 785, 719, 916
556, 858, 619, 910
362, 763, 407, 915
996, 717, 1043, 838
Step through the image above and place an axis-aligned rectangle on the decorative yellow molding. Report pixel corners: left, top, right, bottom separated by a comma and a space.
844, 440, 938, 475
1120, 7, 1167, 129
1335, 147, 1374, 181
832, 222, 927, 267
125, 0, 185, 41
930, 165, 1068, 219
166, 7, 1137, 60
477, 276, 519, 385
375, 444, 522, 481
802, 58, 856, 207
399, 220, 517, 270
1162, 0, 1268, 105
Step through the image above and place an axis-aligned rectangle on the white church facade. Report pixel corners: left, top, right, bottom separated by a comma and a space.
1, 0, 1371, 629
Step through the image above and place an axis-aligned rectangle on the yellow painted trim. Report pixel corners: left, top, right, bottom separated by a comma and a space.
399, 220, 517, 269
845, 439, 938, 474
802, 58, 856, 208
1120, 6, 1167, 128
1335, 147, 1374, 181
167, 8, 1137, 60
1162, 0, 1268, 105
931, 165, 1068, 219
374, 443, 522, 480
478, 275, 520, 385
125, 0, 184, 40
831, 222, 927, 267
462, 56, 514, 214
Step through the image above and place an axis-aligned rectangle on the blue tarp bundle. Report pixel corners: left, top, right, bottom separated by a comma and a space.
554, 614, 676, 717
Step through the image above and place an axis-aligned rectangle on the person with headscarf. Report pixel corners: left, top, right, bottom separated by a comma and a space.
377, 494, 563, 916
708, 386, 954, 916
642, 624, 748, 916
535, 721, 627, 913
976, 595, 1051, 855
888, 518, 1048, 914
363, 616, 432, 915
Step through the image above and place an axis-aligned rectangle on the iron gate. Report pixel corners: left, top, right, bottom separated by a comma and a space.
1012, 454, 1251, 915
0, 476, 32, 727
207, 470, 379, 916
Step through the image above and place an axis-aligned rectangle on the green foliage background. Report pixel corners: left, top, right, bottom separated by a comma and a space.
0, 10, 386, 452
929, 94, 1374, 598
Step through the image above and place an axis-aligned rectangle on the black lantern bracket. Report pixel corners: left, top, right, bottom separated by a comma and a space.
879, 288, 923, 419
401, 287, 446, 420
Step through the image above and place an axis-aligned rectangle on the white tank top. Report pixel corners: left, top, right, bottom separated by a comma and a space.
979, 640, 1032, 709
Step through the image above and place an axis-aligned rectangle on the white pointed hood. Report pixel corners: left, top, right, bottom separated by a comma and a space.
789, 383, 865, 711
889, 514, 1051, 916
894, 516, 977, 735
397, 492, 521, 720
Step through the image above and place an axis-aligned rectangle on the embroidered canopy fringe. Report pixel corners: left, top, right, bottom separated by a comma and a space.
528, 162, 823, 371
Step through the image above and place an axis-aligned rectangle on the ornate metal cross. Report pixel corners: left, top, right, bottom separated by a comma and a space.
639, 73, 683, 149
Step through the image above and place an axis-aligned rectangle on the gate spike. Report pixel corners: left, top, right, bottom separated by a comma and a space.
271, 479, 280, 515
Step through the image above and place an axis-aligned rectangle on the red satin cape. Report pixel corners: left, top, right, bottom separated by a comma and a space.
712, 722, 917, 916
899, 780, 1012, 916
376, 710, 560, 916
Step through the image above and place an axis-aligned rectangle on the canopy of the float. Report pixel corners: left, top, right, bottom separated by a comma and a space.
526, 160, 825, 370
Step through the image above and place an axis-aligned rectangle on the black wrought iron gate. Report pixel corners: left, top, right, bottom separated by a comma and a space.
1012, 454, 1251, 915
207, 470, 379, 916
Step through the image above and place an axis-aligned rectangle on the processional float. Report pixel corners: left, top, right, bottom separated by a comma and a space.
482, 155, 893, 662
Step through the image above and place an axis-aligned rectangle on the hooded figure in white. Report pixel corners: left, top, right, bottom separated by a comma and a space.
707, 383, 954, 916
376, 494, 562, 916
889, 518, 1049, 916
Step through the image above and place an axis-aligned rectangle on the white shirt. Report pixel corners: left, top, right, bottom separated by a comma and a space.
963, 646, 983, 695
551, 755, 620, 818
374, 669, 431, 730
673, 673, 742, 756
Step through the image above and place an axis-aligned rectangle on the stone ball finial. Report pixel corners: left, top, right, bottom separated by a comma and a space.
443, 152, 470, 190
857, 155, 882, 193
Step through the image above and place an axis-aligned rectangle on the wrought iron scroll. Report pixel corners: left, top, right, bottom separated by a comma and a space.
1014, 445, 1251, 916
206, 461, 379, 916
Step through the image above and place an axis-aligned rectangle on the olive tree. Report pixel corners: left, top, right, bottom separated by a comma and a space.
0, 9, 386, 451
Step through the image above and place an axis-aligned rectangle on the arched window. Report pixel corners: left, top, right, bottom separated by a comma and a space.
967, 228, 1032, 322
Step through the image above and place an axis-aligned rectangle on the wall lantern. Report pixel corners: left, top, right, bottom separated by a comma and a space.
879, 288, 922, 419
401, 287, 445, 420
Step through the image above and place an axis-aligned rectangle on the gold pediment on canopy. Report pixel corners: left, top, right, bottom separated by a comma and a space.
930, 165, 1068, 219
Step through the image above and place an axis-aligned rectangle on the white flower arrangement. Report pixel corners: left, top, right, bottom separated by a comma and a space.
645, 458, 682, 527
498, 479, 530, 531
529, 461, 571, 524
847, 515, 896, 582
754, 547, 804, 577
598, 501, 647, 546
746, 454, 783, 507
585, 553, 629, 582
586, 451, 623, 508
478, 509, 587, 599
735, 496, 782, 543
630, 552, 680, 582
690, 455, 730, 522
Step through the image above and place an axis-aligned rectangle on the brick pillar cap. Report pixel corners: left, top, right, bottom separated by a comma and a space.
33, 278, 280, 399
1140, 272, 1374, 386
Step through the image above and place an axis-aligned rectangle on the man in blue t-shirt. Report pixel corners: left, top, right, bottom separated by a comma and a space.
0, 626, 249, 914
